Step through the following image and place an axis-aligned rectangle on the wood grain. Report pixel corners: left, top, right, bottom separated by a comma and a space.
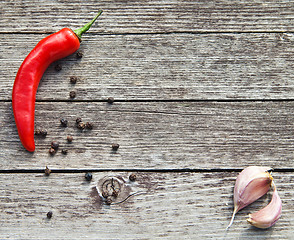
1, 0, 294, 33
1, 33, 294, 101
1, 0, 294, 239
0, 172, 292, 239
1, 101, 293, 170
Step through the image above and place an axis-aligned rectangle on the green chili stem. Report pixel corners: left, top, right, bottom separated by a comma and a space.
74, 10, 103, 39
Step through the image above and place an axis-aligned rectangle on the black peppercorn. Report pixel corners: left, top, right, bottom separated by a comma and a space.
76, 51, 83, 59
60, 118, 68, 127
49, 148, 56, 155
47, 211, 53, 219
51, 141, 59, 150
41, 129, 47, 136
70, 76, 78, 84
107, 97, 114, 104
85, 172, 92, 181
76, 117, 82, 124
86, 122, 93, 130
35, 129, 47, 137
77, 122, 86, 130
54, 64, 62, 71
69, 91, 76, 99
112, 143, 120, 151
35, 129, 41, 135
45, 166, 51, 176
61, 149, 68, 155
67, 135, 73, 143
129, 173, 137, 182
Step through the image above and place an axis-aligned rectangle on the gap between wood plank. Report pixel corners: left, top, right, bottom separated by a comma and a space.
2, 99, 294, 103
0, 168, 293, 173
0, 31, 293, 35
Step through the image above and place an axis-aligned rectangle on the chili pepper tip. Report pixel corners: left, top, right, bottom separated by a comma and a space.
74, 10, 103, 39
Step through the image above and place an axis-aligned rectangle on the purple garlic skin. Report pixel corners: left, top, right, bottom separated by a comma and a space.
234, 166, 273, 212
226, 166, 273, 229
247, 186, 282, 229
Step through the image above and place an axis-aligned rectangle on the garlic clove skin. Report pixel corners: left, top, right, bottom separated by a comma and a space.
234, 171, 273, 212
234, 166, 272, 210
226, 166, 273, 230
247, 186, 282, 229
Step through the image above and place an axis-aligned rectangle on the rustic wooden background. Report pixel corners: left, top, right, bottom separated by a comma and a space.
0, 0, 293, 239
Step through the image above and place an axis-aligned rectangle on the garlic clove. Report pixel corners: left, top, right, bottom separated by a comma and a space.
226, 166, 273, 230
247, 185, 282, 229
235, 171, 273, 212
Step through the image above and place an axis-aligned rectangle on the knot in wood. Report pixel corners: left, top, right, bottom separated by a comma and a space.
98, 176, 124, 199
101, 177, 121, 197
97, 176, 131, 205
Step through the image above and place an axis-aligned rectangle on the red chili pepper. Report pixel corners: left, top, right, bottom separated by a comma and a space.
12, 10, 103, 152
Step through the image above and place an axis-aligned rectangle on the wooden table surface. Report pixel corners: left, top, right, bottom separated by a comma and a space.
1, 1, 293, 239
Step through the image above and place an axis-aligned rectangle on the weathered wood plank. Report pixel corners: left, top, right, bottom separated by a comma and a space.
1, 0, 294, 33
1, 33, 294, 101
0, 172, 291, 239
0, 173, 294, 239
1, 101, 293, 170
2, 1, 293, 239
